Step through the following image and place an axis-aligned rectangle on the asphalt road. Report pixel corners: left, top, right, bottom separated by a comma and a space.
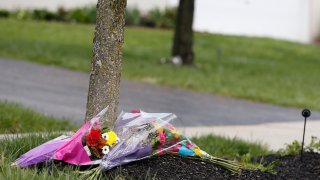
1, 58, 319, 126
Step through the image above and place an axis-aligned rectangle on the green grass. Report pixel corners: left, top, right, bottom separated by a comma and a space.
0, 19, 319, 109
192, 135, 269, 159
0, 101, 75, 133
191, 135, 273, 173
0, 133, 269, 179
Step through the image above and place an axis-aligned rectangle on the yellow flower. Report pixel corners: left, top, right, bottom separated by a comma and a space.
199, 150, 208, 157
193, 147, 208, 157
170, 129, 180, 139
105, 131, 118, 146
174, 133, 180, 139
194, 147, 201, 156
174, 132, 180, 139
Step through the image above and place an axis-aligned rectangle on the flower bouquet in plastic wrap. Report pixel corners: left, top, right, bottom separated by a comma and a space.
82, 110, 241, 178
14, 108, 241, 177
53, 107, 122, 166
14, 107, 120, 167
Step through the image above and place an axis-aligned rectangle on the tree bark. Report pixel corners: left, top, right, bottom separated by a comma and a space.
172, 0, 195, 65
86, 0, 127, 124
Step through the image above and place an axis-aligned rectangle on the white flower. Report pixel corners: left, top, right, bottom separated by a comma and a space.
102, 133, 109, 140
83, 146, 91, 156
102, 146, 110, 155
116, 137, 120, 144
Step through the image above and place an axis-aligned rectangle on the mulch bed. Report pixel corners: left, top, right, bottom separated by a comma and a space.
259, 152, 320, 180
105, 152, 320, 180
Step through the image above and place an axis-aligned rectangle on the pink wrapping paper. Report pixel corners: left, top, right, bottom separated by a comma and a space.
53, 121, 91, 165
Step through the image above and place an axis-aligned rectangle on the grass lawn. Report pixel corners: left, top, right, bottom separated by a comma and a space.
191, 135, 269, 159
0, 19, 319, 110
0, 102, 75, 133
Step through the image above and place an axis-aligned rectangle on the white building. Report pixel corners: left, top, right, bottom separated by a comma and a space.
192, 0, 320, 43
1, 0, 320, 43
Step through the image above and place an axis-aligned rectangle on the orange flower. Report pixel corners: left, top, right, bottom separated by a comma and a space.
97, 139, 107, 149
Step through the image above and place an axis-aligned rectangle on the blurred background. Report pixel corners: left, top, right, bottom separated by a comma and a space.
2, 0, 320, 42
1, 0, 320, 149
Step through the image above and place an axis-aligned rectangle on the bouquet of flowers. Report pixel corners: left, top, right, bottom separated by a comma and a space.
53, 107, 121, 165
15, 108, 241, 176
83, 128, 120, 159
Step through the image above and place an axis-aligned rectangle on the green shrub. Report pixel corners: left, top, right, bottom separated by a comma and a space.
0, 6, 177, 29
56, 7, 69, 21
9, 9, 57, 21
9, 10, 33, 20
125, 8, 141, 26
160, 7, 177, 28
140, 16, 156, 28
67, 6, 96, 23
141, 7, 177, 29
146, 8, 162, 27
32, 9, 57, 21
0, 9, 9, 18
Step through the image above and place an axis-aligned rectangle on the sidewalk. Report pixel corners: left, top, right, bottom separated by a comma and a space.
178, 120, 320, 150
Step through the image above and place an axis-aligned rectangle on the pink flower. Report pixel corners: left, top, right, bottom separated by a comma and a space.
131, 109, 141, 113
157, 148, 164, 155
158, 131, 166, 145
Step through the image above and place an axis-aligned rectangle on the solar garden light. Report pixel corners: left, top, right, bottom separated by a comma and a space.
300, 109, 311, 161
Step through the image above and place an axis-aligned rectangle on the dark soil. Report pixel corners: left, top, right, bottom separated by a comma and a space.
259, 152, 320, 180
105, 152, 320, 180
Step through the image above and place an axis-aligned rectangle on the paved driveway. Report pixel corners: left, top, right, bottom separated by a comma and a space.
1, 58, 319, 126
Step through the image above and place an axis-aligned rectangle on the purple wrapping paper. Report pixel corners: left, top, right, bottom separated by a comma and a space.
102, 141, 152, 170
15, 135, 69, 168
101, 111, 175, 170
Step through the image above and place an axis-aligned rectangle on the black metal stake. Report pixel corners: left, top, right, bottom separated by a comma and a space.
300, 109, 311, 161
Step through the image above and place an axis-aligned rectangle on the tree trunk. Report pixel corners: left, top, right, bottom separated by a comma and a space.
86, 0, 127, 124
172, 0, 195, 65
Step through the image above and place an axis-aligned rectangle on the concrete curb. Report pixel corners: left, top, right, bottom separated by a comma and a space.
0, 131, 74, 140
178, 120, 320, 150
